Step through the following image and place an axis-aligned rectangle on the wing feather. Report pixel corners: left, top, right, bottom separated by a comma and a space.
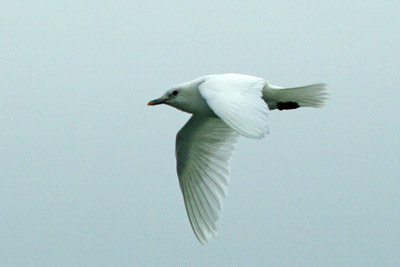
198, 74, 269, 139
176, 115, 239, 244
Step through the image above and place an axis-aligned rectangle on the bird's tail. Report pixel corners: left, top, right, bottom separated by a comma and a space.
263, 83, 329, 110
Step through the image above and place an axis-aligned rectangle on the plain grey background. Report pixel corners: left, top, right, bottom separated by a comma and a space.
1, 1, 399, 266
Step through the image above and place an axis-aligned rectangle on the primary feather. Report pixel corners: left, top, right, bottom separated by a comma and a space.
176, 116, 239, 244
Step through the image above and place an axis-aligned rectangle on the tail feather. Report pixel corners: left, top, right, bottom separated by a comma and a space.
262, 83, 329, 110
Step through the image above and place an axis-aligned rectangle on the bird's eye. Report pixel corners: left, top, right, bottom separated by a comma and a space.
172, 90, 178, 96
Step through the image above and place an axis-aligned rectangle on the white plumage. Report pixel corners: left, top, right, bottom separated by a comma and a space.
148, 73, 328, 244
176, 116, 238, 244
198, 74, 269, 138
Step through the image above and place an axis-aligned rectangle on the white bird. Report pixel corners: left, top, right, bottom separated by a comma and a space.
148, 73, 328, 244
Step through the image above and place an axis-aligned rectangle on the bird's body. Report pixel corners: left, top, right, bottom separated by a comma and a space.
148, 73, 328, 244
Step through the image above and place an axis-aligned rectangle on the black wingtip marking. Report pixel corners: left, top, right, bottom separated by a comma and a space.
277, 102, 300, 110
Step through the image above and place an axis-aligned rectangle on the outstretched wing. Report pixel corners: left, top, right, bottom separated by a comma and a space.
176, 115, 239, 244
198, 74, 269, 139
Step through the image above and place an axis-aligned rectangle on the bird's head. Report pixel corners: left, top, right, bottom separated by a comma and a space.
147, 86, 187, 109
148, 77, 213, 115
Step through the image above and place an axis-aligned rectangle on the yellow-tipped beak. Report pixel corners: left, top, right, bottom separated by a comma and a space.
147, 97, 166, 106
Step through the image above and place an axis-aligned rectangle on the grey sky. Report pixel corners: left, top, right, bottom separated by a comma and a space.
1, 1, 399, 266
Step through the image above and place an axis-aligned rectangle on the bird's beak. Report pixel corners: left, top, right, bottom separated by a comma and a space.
147, 97, 167, 106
